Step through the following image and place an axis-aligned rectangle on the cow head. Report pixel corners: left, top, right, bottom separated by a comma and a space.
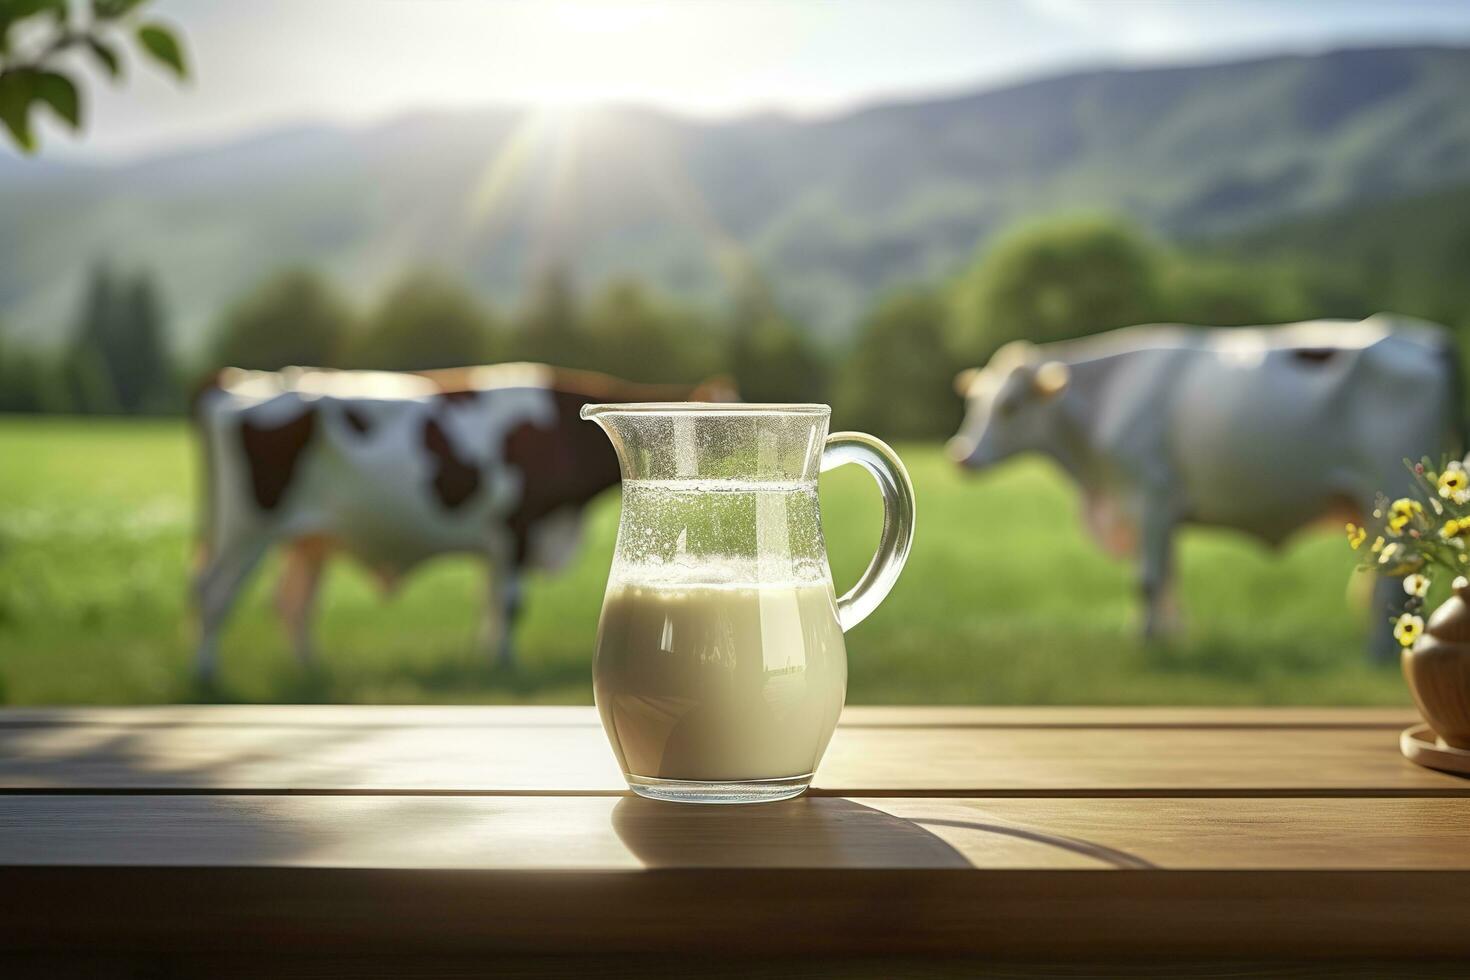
947, 341, 1071, 470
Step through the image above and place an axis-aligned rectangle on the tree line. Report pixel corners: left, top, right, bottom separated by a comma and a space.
1, 212, 1463, 437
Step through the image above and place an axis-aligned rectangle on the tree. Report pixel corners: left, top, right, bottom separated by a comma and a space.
834, 287, 961, 438
207, 269, 354, 372
1158, 257, 1318, 327
63, 266, 118, 412
0, 0, 187, 154
70, 266, 177, 413
0, 332, 44, 413
511, 266, 587, 367
581, 279, 720, 384
728, 313, 825, 404
348, 271, 499, 371
59, 265, 177, 414
726, 274, 826, 403
950, 215, 1165, 360
118, 273, 177, 411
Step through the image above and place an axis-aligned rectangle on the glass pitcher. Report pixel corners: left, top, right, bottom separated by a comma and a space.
581, 403, 915, 804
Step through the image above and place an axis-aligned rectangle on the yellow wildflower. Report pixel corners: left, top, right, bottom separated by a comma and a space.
1391, 498, 1422, 519
1370, 536, 1385, 553
1403, 573, 1430, 597
1345, 523, 1367, 549
1443, 519, 1464, 540
1378, 542, 1401, 564
1439, 463, 1468, 499
1389, 498, 1423, 531
1393, 613, 1424, 648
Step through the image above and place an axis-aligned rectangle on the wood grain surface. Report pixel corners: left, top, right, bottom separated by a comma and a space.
1, 707, 1458, 795
2, 705, 1468, 968
2, 794, 1469, 870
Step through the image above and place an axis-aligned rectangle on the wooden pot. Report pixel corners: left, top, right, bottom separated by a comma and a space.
1404, 585, 1470, 750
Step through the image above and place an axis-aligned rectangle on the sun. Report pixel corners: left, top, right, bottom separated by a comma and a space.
506, 1, 688, 110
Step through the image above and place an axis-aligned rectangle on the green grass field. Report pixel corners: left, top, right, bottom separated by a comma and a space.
0, 417, 1407, 705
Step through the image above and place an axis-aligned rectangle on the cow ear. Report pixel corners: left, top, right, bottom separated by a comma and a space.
953, 368, 980, 396
1032, 361, 1070, 398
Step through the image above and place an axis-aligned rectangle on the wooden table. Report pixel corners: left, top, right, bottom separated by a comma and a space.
2, 706, 1469, 977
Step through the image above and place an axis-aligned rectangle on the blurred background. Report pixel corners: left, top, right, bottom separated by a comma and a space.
4, 0, 1470, 705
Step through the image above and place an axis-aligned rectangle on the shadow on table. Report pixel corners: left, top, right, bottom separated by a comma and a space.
910, 815, 1157, 869
0, 715, 371, 792
611, 796, 971, 868
610, 796, 1155, 870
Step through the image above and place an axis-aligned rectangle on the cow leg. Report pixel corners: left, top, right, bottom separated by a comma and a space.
499, 575, 525, 668
193, 538, 269, 683
1139, 510, 1177, 641
275, 539, 327, 666
481, 568, 524, 669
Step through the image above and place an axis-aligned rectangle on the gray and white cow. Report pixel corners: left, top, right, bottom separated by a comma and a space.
947, 315, 1464, 655
192, 362, 729, 680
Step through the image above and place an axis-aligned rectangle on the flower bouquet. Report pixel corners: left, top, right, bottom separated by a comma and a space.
1349, 457, 1470, 761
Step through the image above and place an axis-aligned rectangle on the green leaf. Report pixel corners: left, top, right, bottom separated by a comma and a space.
2, 0, 57, 29
24, 0, 68, 22
0, 69, 37, 153
2, 1, 70, 56
32, 70, 79, 129
135, 23, 185, 79
91, 0, 149, 20
86, 36, 122, 79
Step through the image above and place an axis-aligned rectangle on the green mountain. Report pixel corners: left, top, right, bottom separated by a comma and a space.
1223, 177, 1470, 325
5, 44, 1470, 353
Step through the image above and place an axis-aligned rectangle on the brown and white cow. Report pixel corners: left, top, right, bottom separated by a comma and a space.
192, 363, 732, 679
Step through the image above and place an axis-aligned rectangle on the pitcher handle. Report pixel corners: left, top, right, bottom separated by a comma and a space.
820, 432, 915, 632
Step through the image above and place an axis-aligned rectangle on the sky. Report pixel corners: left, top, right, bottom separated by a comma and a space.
28, 0, 1470, 160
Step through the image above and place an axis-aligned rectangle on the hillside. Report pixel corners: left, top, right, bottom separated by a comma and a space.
5, 44, 1470, 352
1224, 178, 1470, 324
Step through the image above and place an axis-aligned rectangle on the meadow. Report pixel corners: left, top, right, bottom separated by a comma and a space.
0, 417, 1407, 706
